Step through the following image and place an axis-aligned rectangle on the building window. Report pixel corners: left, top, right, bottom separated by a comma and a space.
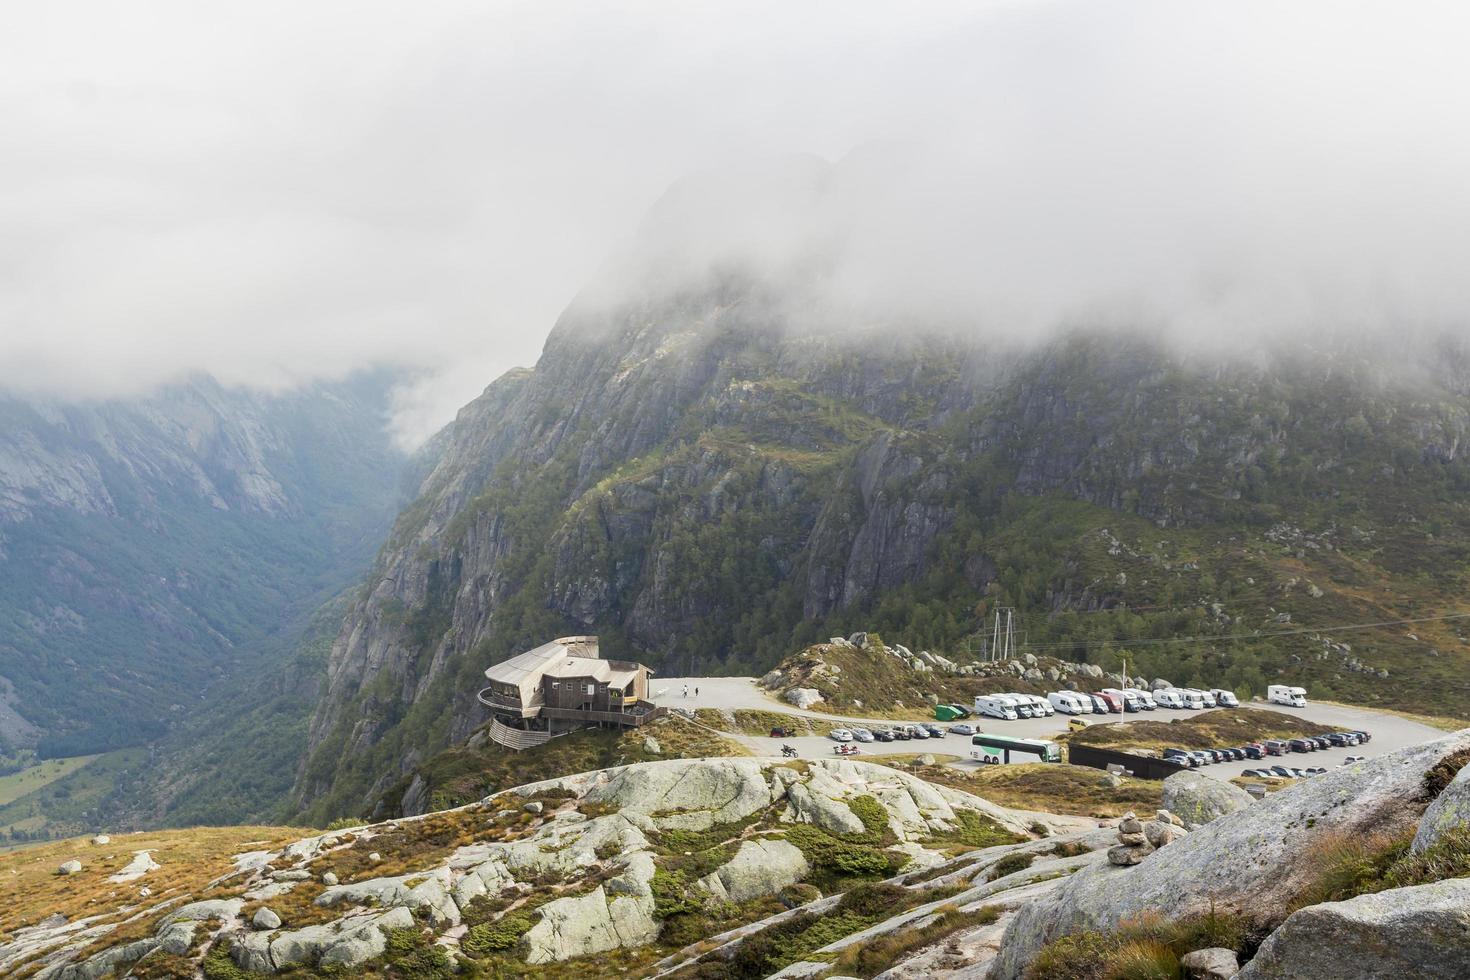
550, 681, 559, 689
586, 683, 595, 696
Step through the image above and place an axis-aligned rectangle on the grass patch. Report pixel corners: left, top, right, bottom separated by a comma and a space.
1292, 825, 1470, 912
1062, 707, 1332, 755
956, 763, 1163, 819
920, 809, 1025, 855
820, 903, 1002, 978
1027, 907, 1246, 980
0, 755, 102, 807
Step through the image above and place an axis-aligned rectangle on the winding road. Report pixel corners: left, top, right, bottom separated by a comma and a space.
650, 676, 1450, 782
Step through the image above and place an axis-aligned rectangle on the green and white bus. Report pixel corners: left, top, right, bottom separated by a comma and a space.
971, 733, 1062, 765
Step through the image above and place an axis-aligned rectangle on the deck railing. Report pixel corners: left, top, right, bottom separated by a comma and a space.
487, 718, 556, 751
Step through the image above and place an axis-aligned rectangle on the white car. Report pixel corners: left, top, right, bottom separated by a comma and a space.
909, 725, 930, 739
851, 727, 874, 742
949, 723, 976, 735
829, 728, 853, 742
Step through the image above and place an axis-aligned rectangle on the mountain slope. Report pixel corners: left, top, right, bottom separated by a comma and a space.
0, 374, 405, 765
293, 267, 1470, 822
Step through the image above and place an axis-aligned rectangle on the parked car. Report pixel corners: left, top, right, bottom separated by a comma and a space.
1343, 755, 1365, 764
1270, 765, 1294, 778
923, 723, 946, 738
892, 726, 912, 741
769, 726, 797, 738
1154, 689, 1185, 709
909, 725, 930, 739
1164, 749, 1199, 768
949, 723, 977, 735
873, 728, 894, 742
1305, 767, 1327, 776
1287, 738, 1313, 753
852, 728, 874, 742
1326, 733, 1350, 747
830, 728, 853, 742
1087, 693, 1112, 713
1190, 751, 1213, 766
1263, 740, 1287, 756
1244, 743, 1265, 760
1351, 730, 1372, 743
1312, 736, 1331, 751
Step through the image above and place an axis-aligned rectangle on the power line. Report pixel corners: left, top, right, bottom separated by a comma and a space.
1008, 611, 1470, 654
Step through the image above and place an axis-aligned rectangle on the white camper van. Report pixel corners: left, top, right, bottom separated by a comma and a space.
1209, 688, 1240, 707
1047, 691, 1089, 715
1023, 694, 1054, 717
1002, 694, 1035, 718
1169, 688, 1207, 709
1125, 688, 1158, 710
975, 695, 1019, 721
1268, 685, 1307, 707
1195, 689, 1218, 708
1154, 689, 1185, 709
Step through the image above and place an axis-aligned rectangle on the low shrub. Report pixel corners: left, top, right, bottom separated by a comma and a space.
784, 824, 894, 876
823, 904, 1002, 977
461, 915, 534, 956
1103, 937, 1181, 980
1026, 908, 1246, 980
1384, 826, 1470, 889
382, 927, 454, 979
989, 851, 1037, 881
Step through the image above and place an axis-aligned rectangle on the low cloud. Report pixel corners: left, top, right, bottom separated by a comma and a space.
3, 2, 1469, 445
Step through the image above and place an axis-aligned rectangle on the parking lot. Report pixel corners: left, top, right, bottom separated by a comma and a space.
651, 676, 1448, 783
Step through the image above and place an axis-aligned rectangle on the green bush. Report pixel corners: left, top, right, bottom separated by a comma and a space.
461, 916, 534, 956
989, 851, 1037, 881
651, 868, 706, 919
784, 824, 893, 876
382, 928, 454, 979
201, 942, 261, 980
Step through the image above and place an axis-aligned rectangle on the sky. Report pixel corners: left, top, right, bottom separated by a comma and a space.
3, 1, 1470, 446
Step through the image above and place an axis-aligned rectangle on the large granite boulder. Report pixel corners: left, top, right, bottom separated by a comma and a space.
697, 839, 809, 903
521, 884, 660, 964
785, 688, 824, 709
579, 758, 775, 831
1237, 879, 1470, 979
1162, 771, 1254, 826
785, 782, 866, 835
987, 729, 1470, 979
1412, 758, 1470, 852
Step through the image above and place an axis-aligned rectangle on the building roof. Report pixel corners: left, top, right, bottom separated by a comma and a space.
484, 635, 651, 705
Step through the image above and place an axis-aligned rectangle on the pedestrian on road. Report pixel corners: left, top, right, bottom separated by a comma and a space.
695, 686, 700, 698
683, 684, 688, 698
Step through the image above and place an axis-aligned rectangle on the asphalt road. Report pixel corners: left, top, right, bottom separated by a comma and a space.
651, 676, 1450, 782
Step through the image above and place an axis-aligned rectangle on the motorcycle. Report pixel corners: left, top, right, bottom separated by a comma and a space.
833, 744, 861, 756
781, 744, 798, 758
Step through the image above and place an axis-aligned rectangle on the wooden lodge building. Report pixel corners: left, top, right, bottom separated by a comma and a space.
476, 635, 664, 750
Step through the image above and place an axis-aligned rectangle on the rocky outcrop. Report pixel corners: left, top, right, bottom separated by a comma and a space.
1162, 771, 1255, 826
698, 839, 809, 903
987, 729, 1470, 979
1412, 758, 1470, 852
1237, 879, 1470, 979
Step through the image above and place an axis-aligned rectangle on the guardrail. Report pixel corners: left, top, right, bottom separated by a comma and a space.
487, 718, 555, 751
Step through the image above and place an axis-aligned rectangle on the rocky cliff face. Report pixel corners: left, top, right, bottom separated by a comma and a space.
0, 374, 403, 758
294, 262, 1470, 820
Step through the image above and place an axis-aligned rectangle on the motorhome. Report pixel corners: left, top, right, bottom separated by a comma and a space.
1268, 685, 1308, 707
1194, 689, 1218, 708
1209, 688, 1240, 707
1001, 694, 1034, 718
1125, 688, 1158, 710
1154, 689, 1185, 709
1047, 691, 1090, 715
1165, 688, 1207, 709
975, 695, 1019, 721
1101, 688, 1142, 712
1095, 691, 1124, 713
1024, 694, 1055, 717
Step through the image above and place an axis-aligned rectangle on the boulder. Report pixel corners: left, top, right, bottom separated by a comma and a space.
1412, 758, 1470, 852
90, 835, 110, 845
916, 754, 937, 767
523, 801, 545, 815
848, 632, 868, 648
253, 907, 282, 930
1151, 678, 1173, 691
56, 860, 82, 875
521, 884, 659, 964
642, 736, 662, 755
786, 782, 866, 835
987, 729, 1470, 979
759, 669, 785, 689
1162, 771, 1254, 826
785, 688, 824, 710
1238, 879, 1470, 979
321, 871, 339, 886
1144, 820, 1184, 848
1181, 946, 1239, 979
1079, 663, 1104, 679
581, 758, 775, 831
698, 839, 809, 903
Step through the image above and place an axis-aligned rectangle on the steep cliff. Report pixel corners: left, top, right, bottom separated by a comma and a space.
294, 267, 1470, 820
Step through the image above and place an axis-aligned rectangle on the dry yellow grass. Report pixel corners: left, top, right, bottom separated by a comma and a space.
0, 825, 303, 943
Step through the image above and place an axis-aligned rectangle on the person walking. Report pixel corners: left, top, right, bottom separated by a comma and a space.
683, 683, 689, 698
695, 686, 700, 698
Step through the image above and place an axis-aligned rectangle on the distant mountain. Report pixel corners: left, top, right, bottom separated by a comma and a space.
0, 373, 406, 765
